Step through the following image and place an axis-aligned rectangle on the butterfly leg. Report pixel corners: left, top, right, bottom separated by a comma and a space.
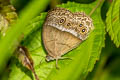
55, 57, 72, 69
59, 57, 72, 60
55, 59, 59, 69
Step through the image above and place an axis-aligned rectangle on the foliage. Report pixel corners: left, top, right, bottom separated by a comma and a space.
106, 0, 120, 47
8, 0, 105, 80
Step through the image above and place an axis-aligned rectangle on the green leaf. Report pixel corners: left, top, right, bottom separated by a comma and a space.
9, 0, 105, 80
106, 0, 120, 47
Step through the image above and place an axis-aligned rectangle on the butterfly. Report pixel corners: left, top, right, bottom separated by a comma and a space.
42, 7, 94, 68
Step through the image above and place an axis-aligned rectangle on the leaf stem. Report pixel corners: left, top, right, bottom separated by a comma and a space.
89, 0, 103, 16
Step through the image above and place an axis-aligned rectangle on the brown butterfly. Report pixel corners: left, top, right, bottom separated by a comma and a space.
42, 7, 94, 68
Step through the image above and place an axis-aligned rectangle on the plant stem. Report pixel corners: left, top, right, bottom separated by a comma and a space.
89, 0, 104, 16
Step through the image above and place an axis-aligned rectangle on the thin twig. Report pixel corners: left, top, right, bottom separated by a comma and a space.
89, 0, 104, 17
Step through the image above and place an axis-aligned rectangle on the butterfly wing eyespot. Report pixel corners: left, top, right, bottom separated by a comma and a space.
79, 24, 83, 27
59, 17, 66, 24
67, 23, 71, 26
80, 27, 87, 34
82, 29, 86, 33
65, 22, 72, 29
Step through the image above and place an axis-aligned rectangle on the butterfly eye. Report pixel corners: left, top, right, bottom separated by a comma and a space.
59, 17, 66, 24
